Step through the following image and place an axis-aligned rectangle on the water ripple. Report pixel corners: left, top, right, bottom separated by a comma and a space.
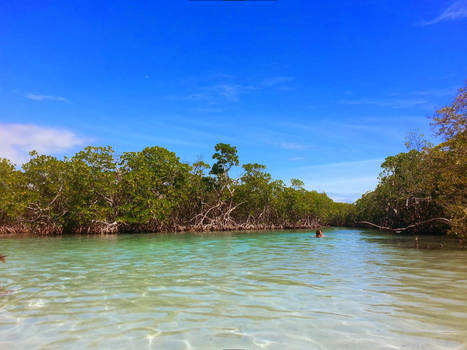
1, 228, 466, 349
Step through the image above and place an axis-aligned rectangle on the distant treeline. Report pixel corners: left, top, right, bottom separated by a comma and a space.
354, 83, 466, 237
0, 142, 354, 235
0, 84, 465, 236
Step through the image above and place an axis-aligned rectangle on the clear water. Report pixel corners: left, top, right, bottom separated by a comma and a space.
1, 228, 467, 349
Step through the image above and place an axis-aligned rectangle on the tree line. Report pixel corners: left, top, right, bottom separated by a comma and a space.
0, 83, 465, 236
354, 83, 466, 237
0, 142, 353, 235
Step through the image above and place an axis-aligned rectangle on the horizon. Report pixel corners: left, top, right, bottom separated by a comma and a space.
1, 1, 466, 203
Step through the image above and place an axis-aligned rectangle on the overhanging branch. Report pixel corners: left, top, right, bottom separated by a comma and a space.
358, 217, 451, 233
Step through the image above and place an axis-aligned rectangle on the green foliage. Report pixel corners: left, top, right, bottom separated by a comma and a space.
0, 158, 24, 223
20, 151, 69, 233
119, 146, 191, 227
0, 143, 352, 234
432, 84, 466, 140
355, 82, 467, 236
355, 150, 444, 232
404, 131, 432, 151
290, 178, 305, 190
235, 163, 273, 221
328, 202, 355, 227
426, 84, 467, 236
210, 143, 239, 177
2, 80, 464, 236
65, 146, 118, 230
8, 82, 465, 236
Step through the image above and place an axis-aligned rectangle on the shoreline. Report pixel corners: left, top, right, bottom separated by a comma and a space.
0, 222, 323, 237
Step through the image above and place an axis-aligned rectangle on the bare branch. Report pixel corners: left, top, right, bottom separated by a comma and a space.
358, 217, 451, 233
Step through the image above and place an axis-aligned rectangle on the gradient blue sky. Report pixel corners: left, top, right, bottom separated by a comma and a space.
1, 0, 466, 202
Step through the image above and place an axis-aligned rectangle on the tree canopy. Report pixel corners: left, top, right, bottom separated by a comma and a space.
1, 83, 465, 236
356, 82, 466, 236
0, 143, 347, 234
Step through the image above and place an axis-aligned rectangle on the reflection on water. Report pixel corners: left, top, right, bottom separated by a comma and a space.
0, 228, 466, 349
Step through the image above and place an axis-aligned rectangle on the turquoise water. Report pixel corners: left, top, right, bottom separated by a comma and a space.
1, 228, 467, 349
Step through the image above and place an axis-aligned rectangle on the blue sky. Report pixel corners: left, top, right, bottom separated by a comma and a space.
1, 0, 466, 202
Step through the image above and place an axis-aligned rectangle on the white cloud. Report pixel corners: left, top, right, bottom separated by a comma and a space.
341, 98, 429, 109
340, 87, 458, 111
420, 0, 467, 25
411, 87, 458, 97
190, 107, 225, 113
280, 142, 306, 151
288, 156, 305, 161
299, 158, 383, 170
260, 76, 295, 87
185, 83, 254, 104
25, 93, 69, 102
284, 158, 384, 202
0, 124, 84, 165
180, 76, 295, 107
307, 176, 379, 203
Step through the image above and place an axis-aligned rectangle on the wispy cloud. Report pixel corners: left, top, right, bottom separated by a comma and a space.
273, 121, 316, 132
190, 107, 226, 113
184, 83, 255, 105
284, 158, 383, 202
419, 0, 467, 25
288, 156, 305, 161
341, 98, 429, 109
25, 93, 69, 102
340, 86, 458, 110
280, 142, 306, 151
307, 176, 379, 203
411, 87, 458, 97
260, 76, 295, 87
299, 158, 384, 170
179, 75, 295, 106
0, 124, 84, 165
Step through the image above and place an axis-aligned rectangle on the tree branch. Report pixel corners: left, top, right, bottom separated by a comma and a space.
358, 217, 451, 233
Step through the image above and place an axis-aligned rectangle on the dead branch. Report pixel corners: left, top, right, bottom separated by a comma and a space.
358, 217, 451, 233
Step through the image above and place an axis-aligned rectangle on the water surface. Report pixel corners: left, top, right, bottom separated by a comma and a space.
1, 228, 467, 349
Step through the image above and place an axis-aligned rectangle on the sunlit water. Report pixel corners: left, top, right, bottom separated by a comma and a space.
1, 228, 467, 349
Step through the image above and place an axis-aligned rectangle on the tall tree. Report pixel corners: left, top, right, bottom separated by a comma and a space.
356, 83, 467, 236
21, 152, 68, 234
0, 158, 24, 230
425, 83, 467, 235
65, 146, 119, 233
119, 146, 191, 230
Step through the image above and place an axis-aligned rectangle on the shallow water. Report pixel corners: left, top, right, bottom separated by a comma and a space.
1, 228, 467, 349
